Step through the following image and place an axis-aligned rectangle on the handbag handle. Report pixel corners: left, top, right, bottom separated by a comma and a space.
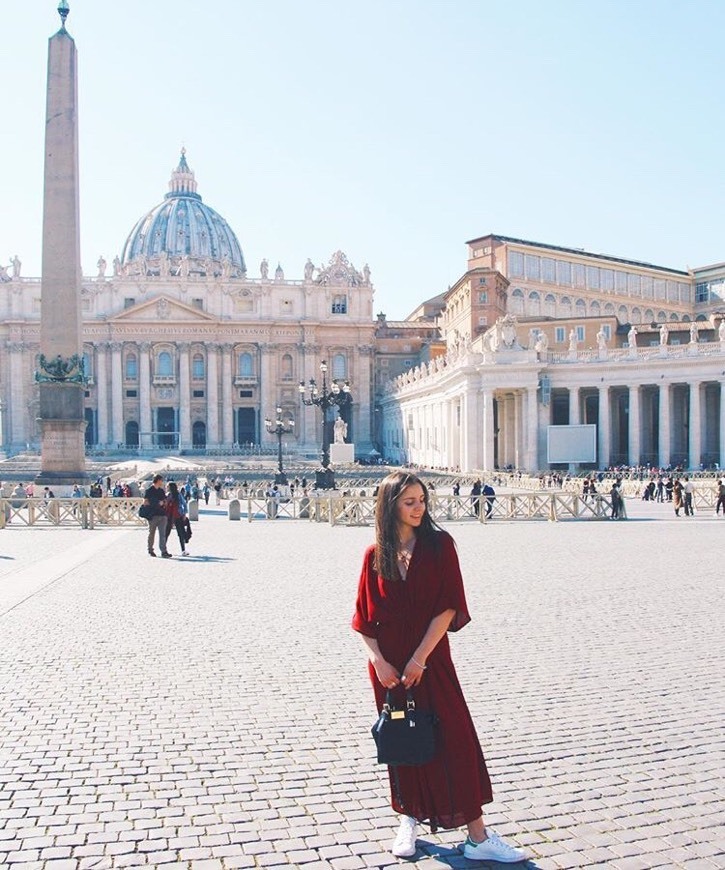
382, 687, 417, 714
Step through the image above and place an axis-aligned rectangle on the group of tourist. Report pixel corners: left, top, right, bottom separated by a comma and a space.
141, 474, 192, 557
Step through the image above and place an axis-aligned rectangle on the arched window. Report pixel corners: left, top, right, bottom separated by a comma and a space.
332, 353, 347, 379
239, 352, 253, 377
632, 307, 642, 324
644, 309, 654, 322
669, 312, 679, 322
559, 296, 572, 317
590, 300, 601, 317
604, 303, 615, 315
657, 311, 667, 322
575, 299, 586, 317
682, 314, 691, 322
528, 291, 541, 316
281, 353, 293, 380
544, 294, 556, 317
618, 305, 628, 322
192, 353, 205, 379
510, 288, 524, 314
125, 353, 138, 380
158, 351, 173, 377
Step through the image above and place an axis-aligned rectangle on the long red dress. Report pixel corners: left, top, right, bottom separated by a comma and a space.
352, 530, 493, 830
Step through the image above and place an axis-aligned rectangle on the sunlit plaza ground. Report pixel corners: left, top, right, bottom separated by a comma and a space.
0, 499, 723, 869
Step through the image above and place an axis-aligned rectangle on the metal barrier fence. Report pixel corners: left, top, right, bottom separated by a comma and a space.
0, 498, 146, 529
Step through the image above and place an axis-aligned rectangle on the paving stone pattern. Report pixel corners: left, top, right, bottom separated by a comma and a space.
0, 501, 724, 869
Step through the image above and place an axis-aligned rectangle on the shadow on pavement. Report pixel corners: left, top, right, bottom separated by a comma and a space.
167, 555, 236, 563
419, 839, 535, 867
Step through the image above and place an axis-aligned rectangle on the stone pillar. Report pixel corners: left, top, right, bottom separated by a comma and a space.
206, 345, 219, 446
462, 387, 479, 471
96, 344, 109, 446
36, 13, 87, 489
689, 381, 702, 470
598, 385, 611, 468
221, 344, 234, 446
260, 345, 274, 445
525, 385, 538, 472
482, 389, 495, 471
628, 384, 640, 467
8, 343, 27, 448
301, 345, 320, 450
110, 342, 123, 446
139, 342, 152, 447
353, 346, 373, 452
569, 386, 580, 425
720, 381, 725, 471
658, 382, 670, 468
178, 342, 191, 449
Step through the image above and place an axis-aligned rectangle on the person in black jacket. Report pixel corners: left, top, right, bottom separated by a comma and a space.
143, 474, 171, 558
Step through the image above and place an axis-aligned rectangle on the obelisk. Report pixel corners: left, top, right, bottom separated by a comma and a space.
35, 1, 87, 493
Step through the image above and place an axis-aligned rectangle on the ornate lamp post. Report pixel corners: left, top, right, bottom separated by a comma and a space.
299, 360, 352, 489
264, 407, 294, 486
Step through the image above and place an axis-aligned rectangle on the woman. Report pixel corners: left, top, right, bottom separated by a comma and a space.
165, 481, 189, 556
352, 472, 525, 862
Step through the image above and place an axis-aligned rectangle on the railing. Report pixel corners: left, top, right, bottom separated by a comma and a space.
0, 498, 146, 529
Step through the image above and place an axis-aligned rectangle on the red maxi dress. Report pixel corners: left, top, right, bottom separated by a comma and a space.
352, 530, 493, 830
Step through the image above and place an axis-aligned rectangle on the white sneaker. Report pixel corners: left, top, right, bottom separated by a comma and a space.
391, 815, 417, 858
182, 550, 189, 556
463, 832, 526, 863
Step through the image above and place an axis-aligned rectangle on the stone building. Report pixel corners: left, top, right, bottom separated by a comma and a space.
380, 234, 725, 471
0, 153, 375, 456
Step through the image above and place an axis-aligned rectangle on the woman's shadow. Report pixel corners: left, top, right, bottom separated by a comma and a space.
417, 838, 539, 866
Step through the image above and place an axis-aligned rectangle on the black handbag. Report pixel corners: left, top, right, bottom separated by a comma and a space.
371, 688, 437, 767
138, 503, 152, 520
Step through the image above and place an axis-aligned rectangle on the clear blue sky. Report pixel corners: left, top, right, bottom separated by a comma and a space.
2, 0, 725, 319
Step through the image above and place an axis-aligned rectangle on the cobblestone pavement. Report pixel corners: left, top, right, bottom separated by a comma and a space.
1, 500, 724, 869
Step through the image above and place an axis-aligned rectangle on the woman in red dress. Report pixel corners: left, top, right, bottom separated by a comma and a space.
353, 471, 526, 862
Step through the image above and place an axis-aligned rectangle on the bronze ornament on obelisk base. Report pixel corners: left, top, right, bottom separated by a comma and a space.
35, 0, 88, 493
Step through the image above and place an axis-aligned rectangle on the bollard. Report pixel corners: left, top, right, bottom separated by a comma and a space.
188, 499, 199, 521
228, 499, 241, 521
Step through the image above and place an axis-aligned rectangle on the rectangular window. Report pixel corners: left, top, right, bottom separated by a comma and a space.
331, 296, 347, 314
556, 260, 572, 286
667, 280, 679, 302
641, 276, 654, 298
125, 389, 137, 398
555, 326, 565, 343
615, 271, 627, 293
600, 269, 614, 292
695, 282, 709, 302
508, 251, 524, 278
679, 282, 692, 303
192, 298, 204, 310
576, 326, 585, 341
478, 291, 488, 303
586, 266, 600, 290
192, 390, 205, 398
628, 274, 642, 296
403, 359, 412, 368
478, 277, 487, 285
524, 255, 540, 281
478, 315, 488, 326
602, 324, 611, 340
654, 279, 666, 299
124, 298, 135, 309
573, 264, 586, 288
239, 390, 253, 398
541, 258, 556, 283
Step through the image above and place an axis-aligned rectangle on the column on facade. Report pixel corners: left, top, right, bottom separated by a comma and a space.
463, 388, 479, 471
301, 343, 320, 450
658, 382, 670, 468
110, 342, 123, 446
353, 346, 373, 451
628, 384, 640, 467
569, 386, 580, 425
139, 343, 152, 448
720, 381, 725, 471
96, 343, 109, 446
221, 344, 233, 446
8, 342, 26, 447
689, 380, 702, 470
505, 395, 516, 468
482, 389, 495, 471
260, 344, 274, 444
525, 385, 538, 472
178, 343, 191, 449
206, 346, 219, 446
598, 385, 611, 468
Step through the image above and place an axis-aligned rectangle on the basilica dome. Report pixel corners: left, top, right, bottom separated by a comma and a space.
120, 151, 246, 278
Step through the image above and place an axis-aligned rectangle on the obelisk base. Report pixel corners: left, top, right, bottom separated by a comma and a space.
36, 382, 88, 493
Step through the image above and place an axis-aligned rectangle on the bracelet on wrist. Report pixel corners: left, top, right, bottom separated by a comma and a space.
411, 657, 427, 670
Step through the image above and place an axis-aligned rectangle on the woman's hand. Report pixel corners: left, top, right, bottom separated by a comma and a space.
401, 658, 426, 688
373, 659, 400, 689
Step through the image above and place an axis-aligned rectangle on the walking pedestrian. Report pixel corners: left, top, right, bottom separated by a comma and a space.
716, 479, 725, 516
352, 471, 526, 863
143, 474, 172, 558
673, 478, 683, 516
164, 481, 189, 556
683, 476, 695, 516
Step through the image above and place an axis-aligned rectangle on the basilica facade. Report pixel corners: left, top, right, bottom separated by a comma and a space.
1, 153, 375, 456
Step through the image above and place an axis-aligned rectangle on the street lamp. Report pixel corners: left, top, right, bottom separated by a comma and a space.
264, 407, 294, 485
299, 360, 352, 489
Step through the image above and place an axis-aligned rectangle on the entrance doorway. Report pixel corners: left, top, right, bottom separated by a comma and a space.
236, 408, 256, 445
192, 421, 207, 448
156, 407, 176, 448
126, 421, 139, 447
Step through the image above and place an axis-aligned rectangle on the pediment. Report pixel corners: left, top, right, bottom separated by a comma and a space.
110, 295, 216, 323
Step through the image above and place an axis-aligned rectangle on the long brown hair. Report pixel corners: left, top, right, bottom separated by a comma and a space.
374, 471, 441, 581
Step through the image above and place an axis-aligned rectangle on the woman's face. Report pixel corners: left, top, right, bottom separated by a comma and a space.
396, 483, 426, 532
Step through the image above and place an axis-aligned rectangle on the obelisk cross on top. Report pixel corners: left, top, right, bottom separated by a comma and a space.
35, 0, 88, 491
